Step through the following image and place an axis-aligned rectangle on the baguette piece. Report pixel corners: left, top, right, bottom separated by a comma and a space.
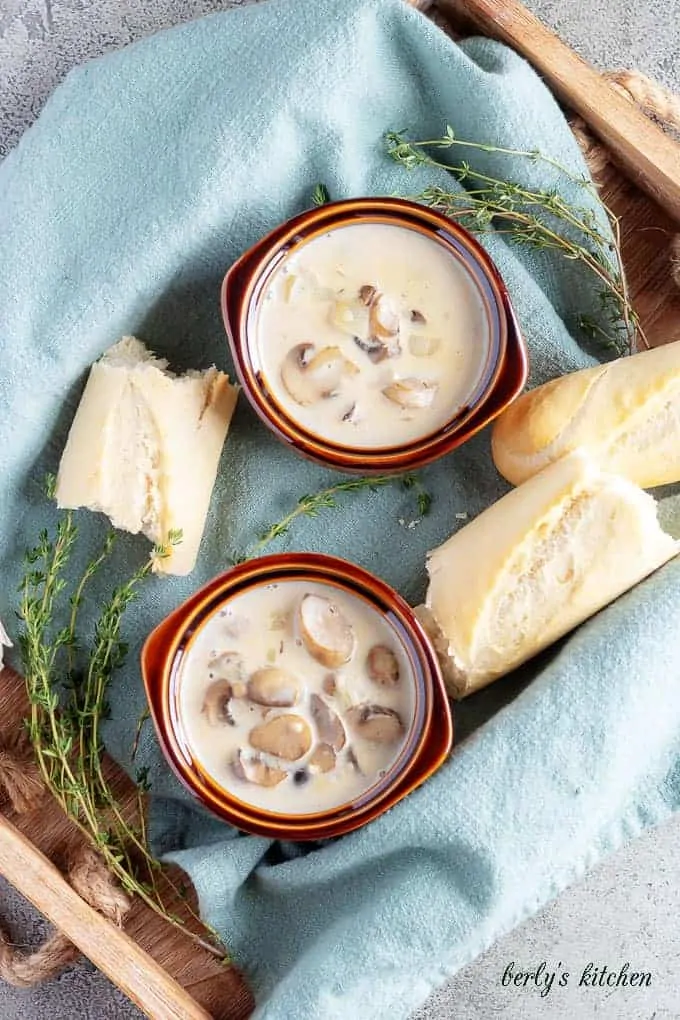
491, 341, 680, 488
416, 450, 678, 698
55, 337, 238, 575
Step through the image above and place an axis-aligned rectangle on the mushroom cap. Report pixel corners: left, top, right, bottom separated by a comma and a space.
232, 750, 287, 787
280, 343, 357, 406
309, 742, 336, 774
298, 593, 356, 668
249, 714, 312, 761
248, 667, 300, 707
310, 693, 346, 751
369, 293, 400, 339
366, 645, 400, 687
382, 377, 438, 409
346, 703, 404, 744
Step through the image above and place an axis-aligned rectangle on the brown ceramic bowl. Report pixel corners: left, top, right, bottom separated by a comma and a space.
221, 197, 527, 474
141, 553, 453, 841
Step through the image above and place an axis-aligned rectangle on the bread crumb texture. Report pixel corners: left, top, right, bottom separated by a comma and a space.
55, 337, 239, 575
423, 451, 678, 697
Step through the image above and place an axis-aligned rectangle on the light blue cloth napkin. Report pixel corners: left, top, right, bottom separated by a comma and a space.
2, 1, 679, 1017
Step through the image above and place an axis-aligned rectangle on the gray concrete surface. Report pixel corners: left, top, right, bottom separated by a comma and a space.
1, 1, 679, 1018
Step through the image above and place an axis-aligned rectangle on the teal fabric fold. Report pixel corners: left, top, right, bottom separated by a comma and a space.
1, 1, 679, 1017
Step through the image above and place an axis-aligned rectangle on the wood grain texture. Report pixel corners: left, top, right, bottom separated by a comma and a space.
0, 814, 213, 1020
0, 668, 254, 1020
435, 0, 680, 223
423, 0, 680, 346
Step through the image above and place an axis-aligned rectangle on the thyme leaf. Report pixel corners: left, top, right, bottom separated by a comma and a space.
246, 472, 432, 559
19, 448, 432, 956
311, 182, 331, 207
386, 126, 644, 355
18, 496, 226, 960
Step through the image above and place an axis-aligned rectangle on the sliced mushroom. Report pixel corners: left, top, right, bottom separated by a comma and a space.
202, 679, 241, 726
369, 293, 400, 339
309, 742, 336, 773
358, 284, 377, 306
341, 402, 357, 423
342, 289, 401, 362
353, 334, 392, 364
249, 714, 312, 760
410, 309, 427, 325
346, 704, 404, 744
281, 343, 358, 406
310, 693, 346, 751
232, 750, 287, 787
298, 594, 356, 668
382, 378, 438, 409
408, 334, 440, 358
366, 645, 400, 687
322, 673, 337, 697
248, 667, 300, 707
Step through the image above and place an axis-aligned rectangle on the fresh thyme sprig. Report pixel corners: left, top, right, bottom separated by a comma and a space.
386, 126, 644, 355
18, 499, 226, 959
130, 705, 151, 762
244, 472, 431, 561
19, 468, 432, 955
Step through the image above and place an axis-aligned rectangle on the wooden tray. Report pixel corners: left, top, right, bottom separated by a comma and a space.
0, 665, 254, 1020
2, 1, 680, 1018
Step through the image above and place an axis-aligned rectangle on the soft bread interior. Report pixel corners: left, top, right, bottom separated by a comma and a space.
55, 337, 238, 575
603, 380, 680, 480
420, 451, 679, 698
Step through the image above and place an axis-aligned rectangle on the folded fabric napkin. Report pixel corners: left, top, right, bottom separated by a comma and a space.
2, 0, 680, 1017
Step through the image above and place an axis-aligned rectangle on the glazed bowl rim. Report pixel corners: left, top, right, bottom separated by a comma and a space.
221, 196, 527, 474
141, 552, 453, 839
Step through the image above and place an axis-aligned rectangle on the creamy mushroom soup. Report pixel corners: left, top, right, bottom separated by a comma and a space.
177, 579, 416, 814
254, 222, 490, 448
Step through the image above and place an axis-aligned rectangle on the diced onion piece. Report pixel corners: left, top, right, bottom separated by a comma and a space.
408, 333, 441, 358
282, 274, 299, 303
329, 300, 370, 340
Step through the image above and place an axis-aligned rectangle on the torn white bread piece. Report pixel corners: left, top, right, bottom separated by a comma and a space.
55, 337, 238, 575
492, 340, 680, 488
0, 618, 12, 672
416, 450, 679, 699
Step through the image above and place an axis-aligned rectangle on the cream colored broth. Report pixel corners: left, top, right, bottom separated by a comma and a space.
177, 580, 416, 814
255, 222, 490, 448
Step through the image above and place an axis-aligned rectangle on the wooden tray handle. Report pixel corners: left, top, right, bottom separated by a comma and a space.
603, 71, 680, 133
0, 732, 213, 1018
406, 0, 680, 290
0, 842, 128, 988
411, 0, 680, 222
570, 72, 680, 189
